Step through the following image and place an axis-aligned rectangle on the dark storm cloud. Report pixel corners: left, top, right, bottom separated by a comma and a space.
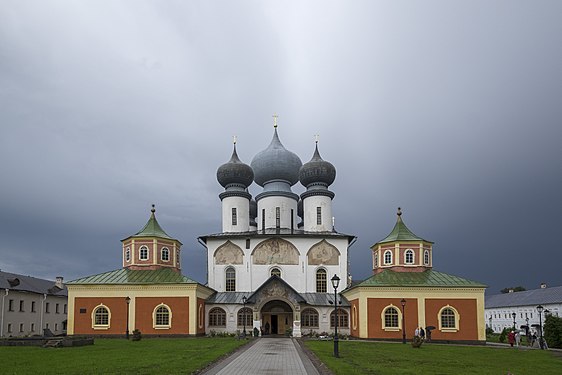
1, 1, 561, 293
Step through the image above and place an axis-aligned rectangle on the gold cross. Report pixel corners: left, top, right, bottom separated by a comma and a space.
273, 113, 278, 128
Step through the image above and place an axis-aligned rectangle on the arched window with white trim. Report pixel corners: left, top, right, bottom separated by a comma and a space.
125, 247, 130, 262
438, 305, 460, 332
384, 250, 392, 265
301, 308, 319, 328
225, 267, 236, 292
92, 305, 110, 329
316, 269, 327, 293
153, 304, 172, 329
405, 249, 414, 264
271, 268, 281, 278
381, 305, 402, 330
424, 250, 430, 265
374, 251, 378, 268
161, 247, 170, 261
139, 245, 149, 260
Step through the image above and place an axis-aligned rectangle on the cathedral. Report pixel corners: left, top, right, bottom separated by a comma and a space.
67, 120, 486, 343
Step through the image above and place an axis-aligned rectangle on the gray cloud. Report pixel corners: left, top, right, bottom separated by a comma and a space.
1, 1, 561, 293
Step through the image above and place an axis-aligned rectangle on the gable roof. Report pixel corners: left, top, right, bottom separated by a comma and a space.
246, 275, 306, 304
351, 269, 486, 289
486, 286, 562, 308
0, 271, 67, 296
67, 268, 198, 285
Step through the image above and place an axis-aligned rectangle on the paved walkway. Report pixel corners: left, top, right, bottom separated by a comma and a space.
202, 337, 320, 375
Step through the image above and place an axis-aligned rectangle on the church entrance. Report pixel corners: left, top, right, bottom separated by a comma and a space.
260, 300, 293, 335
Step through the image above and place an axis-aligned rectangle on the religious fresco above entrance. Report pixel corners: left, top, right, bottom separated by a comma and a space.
307, 239, 340, 265
214, 241, 244, 264
252, 238, 299, 265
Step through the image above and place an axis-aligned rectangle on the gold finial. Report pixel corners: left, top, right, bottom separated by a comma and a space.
233, 135, 237, 145
151, 204, 156, 213
273, 113, 278, 128
314, 134, 320, 144
397, 207, 402, 216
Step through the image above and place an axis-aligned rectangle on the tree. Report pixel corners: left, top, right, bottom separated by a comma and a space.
500, 286, 526, 294
544, 314, 562, 349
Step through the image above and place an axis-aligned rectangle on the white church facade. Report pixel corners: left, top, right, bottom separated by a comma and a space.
199, 124, 354, 337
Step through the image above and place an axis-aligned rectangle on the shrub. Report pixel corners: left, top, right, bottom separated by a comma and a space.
132, 329, 142, 341
544, 314, 562, 349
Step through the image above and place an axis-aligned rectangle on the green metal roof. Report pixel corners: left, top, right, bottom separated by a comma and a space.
355, 269, 486, 288
373, 208, 431, 246
131, 205, 173, 239
67, 268, 197, 285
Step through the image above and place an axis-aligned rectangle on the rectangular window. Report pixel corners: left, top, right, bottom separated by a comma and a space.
291, 209, 294, 231
46, 302, 50, 313
262, 209, 265, 230
64, 304, 67, 314
317, 207, 322, 225
55, 323, 58, 331
7, 324, 12, 333
276, 207, 280, 228
46, 323, 49, 329
31, 301, 36, 312
232, 207, 237, 226
80, 308, 86, 314
19, 300, 24, 312
31, 323, 35, 332
8, 299, 14, 311
19, 323, 24, 332
56, 303, 60, 314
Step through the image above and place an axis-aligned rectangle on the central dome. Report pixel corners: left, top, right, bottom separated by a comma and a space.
251, 128, 302, 187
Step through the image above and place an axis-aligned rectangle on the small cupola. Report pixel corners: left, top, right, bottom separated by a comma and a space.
121, 205, 183, 272
371, 208, 434, 274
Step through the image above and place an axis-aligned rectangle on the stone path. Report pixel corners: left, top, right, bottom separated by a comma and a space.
202, 337, 320, 375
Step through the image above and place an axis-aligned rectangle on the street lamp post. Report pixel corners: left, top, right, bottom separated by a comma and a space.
512, 312, 516, 330
401, 299, 407, 344
125, 296, 131, 340
537, 305, 544, 349
242, 296, 247, 338
331, 274, 340, 358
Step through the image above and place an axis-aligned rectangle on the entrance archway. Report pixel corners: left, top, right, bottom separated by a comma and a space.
260, 300, 293, 335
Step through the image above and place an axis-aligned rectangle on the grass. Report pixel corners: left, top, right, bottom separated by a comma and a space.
0, 337, 247, 375
304, 339, 562, 375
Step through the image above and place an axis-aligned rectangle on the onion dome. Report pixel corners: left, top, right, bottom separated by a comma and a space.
251, 128, 302, 187
299, 143, 336, 188
217, 144, 254, 188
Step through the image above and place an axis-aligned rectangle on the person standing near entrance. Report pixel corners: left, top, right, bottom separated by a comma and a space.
264, 322, 270, 335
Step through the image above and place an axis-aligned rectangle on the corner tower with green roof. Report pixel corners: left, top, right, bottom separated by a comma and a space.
121, 205, 183, 272
371, 207, 434, 274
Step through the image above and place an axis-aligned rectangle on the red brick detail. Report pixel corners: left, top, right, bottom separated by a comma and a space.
135, 297, 190, 335
73, 297, 128, 335
425, 298, 478, 341
367, 298, 418, 340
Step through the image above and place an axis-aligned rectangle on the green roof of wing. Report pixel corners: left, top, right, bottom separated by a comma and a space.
67, 268, 197, 285
131, 205, 172, 239
374, 208, 431, 246
356, 269, 486, 288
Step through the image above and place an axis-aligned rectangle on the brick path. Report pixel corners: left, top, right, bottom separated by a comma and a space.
202, 337, 319, 375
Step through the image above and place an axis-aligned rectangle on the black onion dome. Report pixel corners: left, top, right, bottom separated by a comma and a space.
299, 144, 336, 187
217, 144, 254, 188
250, 128, 302, 187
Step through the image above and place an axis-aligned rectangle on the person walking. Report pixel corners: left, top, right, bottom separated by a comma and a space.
515, 331, 521, 347
420, 327, 426, 341
508, 331, 515, 347
414, 327, 420, 337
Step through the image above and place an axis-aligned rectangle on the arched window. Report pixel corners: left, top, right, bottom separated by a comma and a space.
405, 249, 414, 264
225, 267, 236, 292
92, 305, 110, 329
271, 268, 281, 278
384, 307, 399, 328
301, 308, 319, 328
177, 250, 181, 267
316, 269, 327, 293
330, 308, 349, 328
384, 250, 392, 265
439, 306, 459, 331
374, 251, 378, 267
161, 247, 170, 261
139, 246, 149, 260
424, 250, 430, 265
154, 304, 171, 328
209, 307, 226, 327
125, 247, 130, 262
237, 307, 252, 327
352, 305, 358, 330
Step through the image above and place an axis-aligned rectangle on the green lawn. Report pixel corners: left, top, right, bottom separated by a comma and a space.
304, 340, 562, 375
0, 337, 247, 375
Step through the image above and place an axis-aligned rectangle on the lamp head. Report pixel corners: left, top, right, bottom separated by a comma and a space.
125, 296, 131, 304
331, 274, 340, 290
401, 298, 406, 307
537, 305, 544, 313
242, 296, 247, 304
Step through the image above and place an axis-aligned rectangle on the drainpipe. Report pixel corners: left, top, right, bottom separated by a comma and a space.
1, 289, 8, 338
40, 293, 47, 334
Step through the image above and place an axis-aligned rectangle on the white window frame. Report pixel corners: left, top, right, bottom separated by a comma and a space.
125, 247, 131, 262
92, 304, 111, 330
153, 303, 172, 329
225, 267, 236, 292
381, 305, 402, 331
161, 247, 170, 261
424, 250, 430, 265
384, 250, 393, 265
316, 268, 327, 293
438, 305, 460, 332
139, 245, 149, 261
405, 249, 414, 264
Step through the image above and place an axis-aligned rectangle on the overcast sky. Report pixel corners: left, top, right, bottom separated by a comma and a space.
1, 1, 561, 295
